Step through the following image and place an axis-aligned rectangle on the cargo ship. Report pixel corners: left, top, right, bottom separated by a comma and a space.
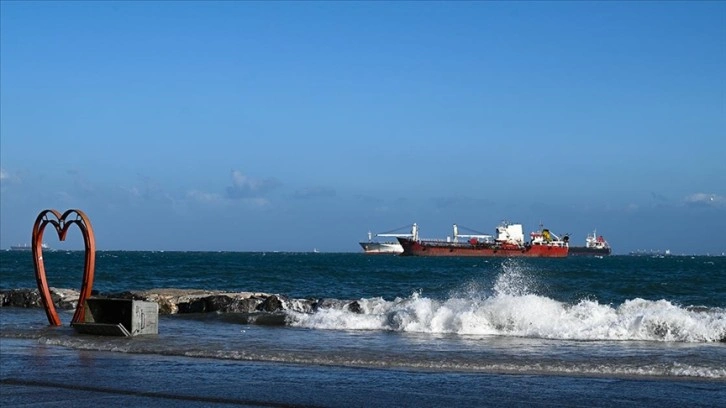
397, 222, 569, 258
568, 230, 612, 256
359, 225, 418, 255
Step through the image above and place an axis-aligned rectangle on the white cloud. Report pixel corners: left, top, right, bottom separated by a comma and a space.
125, 186, 142, 198
187, 188, 269, 208
225, 170, 280, 199
186, 190, 223, 204
684, 193, 726, 208
0, 167, 20, 184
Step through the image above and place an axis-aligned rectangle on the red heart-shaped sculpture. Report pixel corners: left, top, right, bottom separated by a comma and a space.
32, 209, 96, 326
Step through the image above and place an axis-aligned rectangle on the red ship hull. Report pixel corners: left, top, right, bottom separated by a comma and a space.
397, 237, 568, 258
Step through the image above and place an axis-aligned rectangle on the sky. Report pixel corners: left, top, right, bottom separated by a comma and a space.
1, 1, 725, 254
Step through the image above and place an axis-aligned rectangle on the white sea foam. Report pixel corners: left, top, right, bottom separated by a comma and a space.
286, 268, 726, 343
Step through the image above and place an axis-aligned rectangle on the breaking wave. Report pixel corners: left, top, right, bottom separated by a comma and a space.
287, 265, 726, 343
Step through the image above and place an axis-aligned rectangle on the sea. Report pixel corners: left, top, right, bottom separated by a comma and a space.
1, 250, 725, 407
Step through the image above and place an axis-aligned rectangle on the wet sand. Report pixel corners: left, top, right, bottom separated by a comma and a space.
2, 338, 724, 408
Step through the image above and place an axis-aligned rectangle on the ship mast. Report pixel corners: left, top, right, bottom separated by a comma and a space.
452, 224, 492, 242
376, 223, 419, 241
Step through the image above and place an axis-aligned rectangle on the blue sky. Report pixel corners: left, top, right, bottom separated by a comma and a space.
1, 1, 724, 254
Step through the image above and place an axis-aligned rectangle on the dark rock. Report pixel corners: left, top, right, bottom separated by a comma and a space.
315, 298, 346, 310
226, 297, 261, 313
56, 295, 78, 310
177, 298, 208, 313
0, 288, 78, 309
3, 289, 42, 308
347, 301, 362, 314
248, 312, 287, 326
0, 290, 10, 307
290, 298, 317, 313
256, 295, 285, 312
204, 295, 234, 312
155, 300, 176, 315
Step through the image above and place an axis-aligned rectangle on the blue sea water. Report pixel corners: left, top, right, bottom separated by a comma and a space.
1, 251, 725, 406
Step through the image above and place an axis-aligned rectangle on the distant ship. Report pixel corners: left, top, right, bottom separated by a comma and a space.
568, 230, 612, 256
397, 222, 569, 258
9, 243, 50, 251
629, 249, 671, 257
359, 225, 418, 255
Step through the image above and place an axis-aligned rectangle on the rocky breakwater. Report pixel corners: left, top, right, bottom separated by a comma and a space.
0, 287, 364, 317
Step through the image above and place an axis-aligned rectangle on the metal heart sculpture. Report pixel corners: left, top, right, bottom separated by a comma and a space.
32, 209, 96, 326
